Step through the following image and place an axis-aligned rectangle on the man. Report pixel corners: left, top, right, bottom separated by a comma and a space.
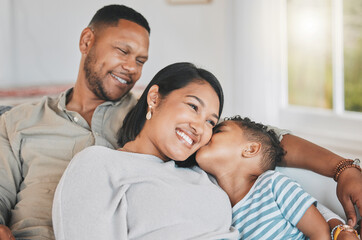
0, 5, 150, 239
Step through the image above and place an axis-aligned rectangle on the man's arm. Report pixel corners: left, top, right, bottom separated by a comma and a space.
280, 134, 362, 232
0, 225, 15, 239
0, 113, 22, 238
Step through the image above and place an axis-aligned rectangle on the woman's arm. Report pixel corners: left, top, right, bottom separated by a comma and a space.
280, 134, 362, 232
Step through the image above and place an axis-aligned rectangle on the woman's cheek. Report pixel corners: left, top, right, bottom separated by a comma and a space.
201, 129, 213, 147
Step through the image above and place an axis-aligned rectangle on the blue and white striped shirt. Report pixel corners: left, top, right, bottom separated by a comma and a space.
232, 170, 316, 240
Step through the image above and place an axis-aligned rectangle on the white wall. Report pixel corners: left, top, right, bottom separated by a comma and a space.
0, 0, 235, 115
0, 0, 14, 85
232, 0, 290, 127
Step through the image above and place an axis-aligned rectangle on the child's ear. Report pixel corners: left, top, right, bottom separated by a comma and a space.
241, 142, 261, 158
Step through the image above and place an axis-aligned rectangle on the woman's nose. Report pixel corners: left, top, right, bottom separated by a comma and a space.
189, 118, 204, 135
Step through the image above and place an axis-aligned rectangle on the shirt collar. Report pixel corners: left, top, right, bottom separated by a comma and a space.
57, 87, 134, 111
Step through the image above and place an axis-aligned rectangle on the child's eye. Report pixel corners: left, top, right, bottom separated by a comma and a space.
213, 128, 222, 134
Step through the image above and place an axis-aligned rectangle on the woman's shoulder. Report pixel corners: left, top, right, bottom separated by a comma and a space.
69, 146, 161, 170
80, 145, 111, 154
76, 145, 113, 158
69, 146, 115, 168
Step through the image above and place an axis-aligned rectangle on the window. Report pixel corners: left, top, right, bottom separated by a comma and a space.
287, 0, 362, 113
280, 0, 362, 154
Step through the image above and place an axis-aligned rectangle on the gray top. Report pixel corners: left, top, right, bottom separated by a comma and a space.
0, 89, 137, 239
53, 146, 239, 240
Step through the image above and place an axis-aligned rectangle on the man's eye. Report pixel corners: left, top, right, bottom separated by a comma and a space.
118, 48, 127, 54
136, 59, 145, 65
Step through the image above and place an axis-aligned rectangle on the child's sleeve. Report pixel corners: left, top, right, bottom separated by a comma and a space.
271, 172, 317, 227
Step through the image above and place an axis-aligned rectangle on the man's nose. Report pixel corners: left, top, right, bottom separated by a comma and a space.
122, 59, 137, 73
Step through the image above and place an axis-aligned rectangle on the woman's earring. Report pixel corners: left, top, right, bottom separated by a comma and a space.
146, 106, 152, 120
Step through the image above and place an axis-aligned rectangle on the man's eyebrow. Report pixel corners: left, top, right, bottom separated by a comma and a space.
186, 95, 219, 119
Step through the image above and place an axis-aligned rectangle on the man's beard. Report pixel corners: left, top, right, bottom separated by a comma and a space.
83, 48, 122, 102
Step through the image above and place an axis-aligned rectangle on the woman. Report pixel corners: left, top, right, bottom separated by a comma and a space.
52, 62, 239, 239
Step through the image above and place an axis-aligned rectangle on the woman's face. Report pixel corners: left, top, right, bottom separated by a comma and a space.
144, 80, 220, 161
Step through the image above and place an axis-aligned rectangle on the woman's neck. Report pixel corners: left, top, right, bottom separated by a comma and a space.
121, 133, 169, 162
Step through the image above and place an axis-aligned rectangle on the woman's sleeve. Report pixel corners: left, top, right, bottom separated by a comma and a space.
52, 146, 129, 240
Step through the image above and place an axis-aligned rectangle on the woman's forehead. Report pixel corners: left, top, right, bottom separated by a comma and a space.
169, 82, 219, 103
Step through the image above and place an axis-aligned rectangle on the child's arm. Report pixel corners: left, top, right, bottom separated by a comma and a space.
296, 204, 330, 240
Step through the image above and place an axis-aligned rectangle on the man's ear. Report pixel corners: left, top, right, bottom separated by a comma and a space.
241, 142, 261, 158
79, 27, 95, 54
147, 85, 160, 108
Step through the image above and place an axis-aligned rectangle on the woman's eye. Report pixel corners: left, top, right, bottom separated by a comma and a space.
207, 120, 216, 127
188, 103, 198, 112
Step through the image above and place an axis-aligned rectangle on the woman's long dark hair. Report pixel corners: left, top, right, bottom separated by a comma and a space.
117, 62, 224, 160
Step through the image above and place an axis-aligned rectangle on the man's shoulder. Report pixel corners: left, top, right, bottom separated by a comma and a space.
1, 94, 62, 127
6, 95, 57, 113
113, 91, 138, 108
105, 92, 138, 117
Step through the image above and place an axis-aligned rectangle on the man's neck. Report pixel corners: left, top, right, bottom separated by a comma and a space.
66, 84, 106, 127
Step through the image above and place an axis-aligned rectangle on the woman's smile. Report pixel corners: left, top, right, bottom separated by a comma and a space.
176, 128, 196, 147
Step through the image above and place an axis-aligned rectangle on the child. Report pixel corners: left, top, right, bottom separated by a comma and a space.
196, 116, 358, 240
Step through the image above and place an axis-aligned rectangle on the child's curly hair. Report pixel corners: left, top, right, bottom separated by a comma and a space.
220, 116, 285, 171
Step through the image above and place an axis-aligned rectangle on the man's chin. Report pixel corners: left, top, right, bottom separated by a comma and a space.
107, 89, 131, 102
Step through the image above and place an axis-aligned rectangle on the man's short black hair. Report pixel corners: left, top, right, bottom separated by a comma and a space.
218, 116, 285, 171
89, 4, 150, 34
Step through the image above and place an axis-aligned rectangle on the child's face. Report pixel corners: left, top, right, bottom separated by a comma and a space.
196, 120, 247, 174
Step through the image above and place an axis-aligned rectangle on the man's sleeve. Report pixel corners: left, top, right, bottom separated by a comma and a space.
266, 125, 292, 142
316, 202, 345, 223
272, 172, 317, 227
0, 113, 22, 225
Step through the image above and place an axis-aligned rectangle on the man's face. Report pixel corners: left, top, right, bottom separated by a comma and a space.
84, 19, 149, 101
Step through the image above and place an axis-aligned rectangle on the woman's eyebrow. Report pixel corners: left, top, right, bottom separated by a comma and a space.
186, 95, 219, 119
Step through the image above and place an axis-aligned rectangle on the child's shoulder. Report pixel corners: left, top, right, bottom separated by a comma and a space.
258, 170, 297, 186
262, 170, 291, 179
